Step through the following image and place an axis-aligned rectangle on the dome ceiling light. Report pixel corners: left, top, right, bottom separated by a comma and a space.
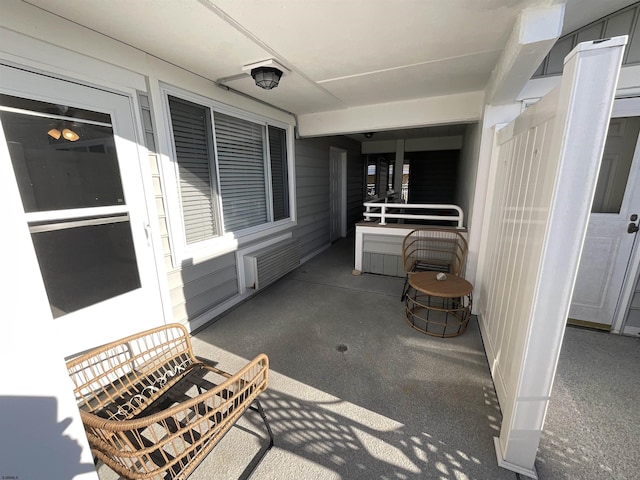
242, 59, 288, 90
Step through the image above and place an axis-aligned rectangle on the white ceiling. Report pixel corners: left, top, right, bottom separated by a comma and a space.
24, 0, 639, 136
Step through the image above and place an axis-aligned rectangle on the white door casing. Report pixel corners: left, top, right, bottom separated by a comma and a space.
569, 98, 640, 329
0, 64, 163, 356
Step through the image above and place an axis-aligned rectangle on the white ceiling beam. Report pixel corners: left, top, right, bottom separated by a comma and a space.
486, 3, 565, 106
296, 91, 483, 138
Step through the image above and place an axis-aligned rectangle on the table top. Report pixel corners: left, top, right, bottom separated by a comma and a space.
408, 271, 473, 297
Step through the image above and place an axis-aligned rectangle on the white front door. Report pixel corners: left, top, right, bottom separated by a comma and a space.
569, 98, 640, 330
0, 65, 163, 356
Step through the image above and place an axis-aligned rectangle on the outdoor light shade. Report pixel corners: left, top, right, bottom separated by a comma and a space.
48, 124, 80, 141
48, 128, 62, 140
62, 128, 79, 141
251, 66, 283, 90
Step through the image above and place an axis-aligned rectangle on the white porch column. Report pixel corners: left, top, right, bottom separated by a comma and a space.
485, 4, 565, 105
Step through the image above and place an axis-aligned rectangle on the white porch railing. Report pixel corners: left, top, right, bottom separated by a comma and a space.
363, 201, 464, 228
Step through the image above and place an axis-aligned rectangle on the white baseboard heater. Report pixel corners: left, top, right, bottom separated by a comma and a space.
243, 238, 300, 290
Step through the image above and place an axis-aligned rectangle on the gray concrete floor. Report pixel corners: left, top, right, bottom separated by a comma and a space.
184, 238, 513, 480
96, 237, 640, 479
535, 326, 640, 480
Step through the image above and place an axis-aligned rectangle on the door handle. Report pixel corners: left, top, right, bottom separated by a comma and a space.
143, 221, 152, 245
628, 222, 639, 234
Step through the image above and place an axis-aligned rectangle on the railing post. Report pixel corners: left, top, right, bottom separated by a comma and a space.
380, 204, 387, 225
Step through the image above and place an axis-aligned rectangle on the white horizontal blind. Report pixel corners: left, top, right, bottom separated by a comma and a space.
214, 112, 267, 231
269, 126, 289, 221
168, 96, 218, 244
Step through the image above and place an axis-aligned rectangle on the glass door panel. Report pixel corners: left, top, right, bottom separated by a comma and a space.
0, 93, 142, 319
30, 215, 141, 318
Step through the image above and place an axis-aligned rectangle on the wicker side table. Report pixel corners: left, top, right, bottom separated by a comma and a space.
405, 271, 473, 337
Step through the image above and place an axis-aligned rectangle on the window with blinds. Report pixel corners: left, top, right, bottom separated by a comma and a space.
167, 94, 290, 246
168, 96, 219, 244
269, 125, 289, 221
214, 112, 268, 231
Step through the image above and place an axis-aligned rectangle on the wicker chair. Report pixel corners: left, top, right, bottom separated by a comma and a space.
401, 227, 468, 300
66, 324, 273, 480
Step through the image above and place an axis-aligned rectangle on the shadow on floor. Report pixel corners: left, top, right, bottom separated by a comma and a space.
186, 238, 515, 479
93, 238, 640, 479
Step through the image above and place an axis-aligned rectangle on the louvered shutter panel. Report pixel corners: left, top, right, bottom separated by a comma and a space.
214, 112, 267, 231
168, 96, 218, 244
269, 126, 289, 221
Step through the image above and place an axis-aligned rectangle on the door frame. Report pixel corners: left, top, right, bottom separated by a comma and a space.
329, 146, 347, 241
601, 97, 640, 334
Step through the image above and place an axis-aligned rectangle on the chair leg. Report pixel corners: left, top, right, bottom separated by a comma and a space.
401, 275, 409, 301
254, 399, 274, 449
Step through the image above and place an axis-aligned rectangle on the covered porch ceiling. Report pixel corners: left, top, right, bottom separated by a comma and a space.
23, 0, 637, 137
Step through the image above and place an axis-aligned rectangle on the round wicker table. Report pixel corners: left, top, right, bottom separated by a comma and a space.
405, 271, 473, 337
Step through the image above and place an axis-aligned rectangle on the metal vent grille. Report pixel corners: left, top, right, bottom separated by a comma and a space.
246, 238, 300, 290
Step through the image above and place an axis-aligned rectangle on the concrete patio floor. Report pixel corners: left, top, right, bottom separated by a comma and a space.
95, 236, 640, 479
181, 237, 512, 480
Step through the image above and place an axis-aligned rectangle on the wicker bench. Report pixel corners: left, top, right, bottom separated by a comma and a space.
66, 324, 273, 480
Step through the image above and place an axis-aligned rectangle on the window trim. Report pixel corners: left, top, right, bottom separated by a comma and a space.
160, 84, 296, 266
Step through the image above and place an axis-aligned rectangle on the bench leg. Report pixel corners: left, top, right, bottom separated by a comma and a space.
237, 399, 274, 479
252, 399, 274, 449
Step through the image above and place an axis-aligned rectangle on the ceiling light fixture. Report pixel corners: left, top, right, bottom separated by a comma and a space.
251, 67, 283, 90
46, 105, 80, 142
48, 123, 79, 142
62, 128, 79, 141
243, 59, 288, 91
47, 128, 62, 140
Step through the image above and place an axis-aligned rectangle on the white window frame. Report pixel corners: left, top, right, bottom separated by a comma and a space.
160, 84, 296, 266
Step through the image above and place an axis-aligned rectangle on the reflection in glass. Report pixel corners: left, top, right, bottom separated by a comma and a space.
30, 217, 141, 318
0, 109, 125, 212
592, 117, 640, 213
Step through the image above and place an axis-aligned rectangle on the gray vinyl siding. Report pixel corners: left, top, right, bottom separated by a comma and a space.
168, 253, 238, 321
535, 2, 640, 77
361, 233, 404, 277
363, 252, 404, 276
293, 136, 363, 259
346, 146, 365, 230
141, 92, 363, 324
139, 93, 238, 325
140, 94, 174, 271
